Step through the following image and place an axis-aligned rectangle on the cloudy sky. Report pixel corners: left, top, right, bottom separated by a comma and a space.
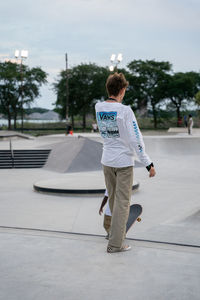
0, 0, 199, 109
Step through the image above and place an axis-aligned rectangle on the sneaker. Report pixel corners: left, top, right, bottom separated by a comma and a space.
107, 244, 131, 253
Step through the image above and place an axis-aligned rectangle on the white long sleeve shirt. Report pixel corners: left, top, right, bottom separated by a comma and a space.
95, 101, 152, 168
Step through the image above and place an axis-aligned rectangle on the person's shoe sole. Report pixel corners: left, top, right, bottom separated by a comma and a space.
107, 245, 131, 253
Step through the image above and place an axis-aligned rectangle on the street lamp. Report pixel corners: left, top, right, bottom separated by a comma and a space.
65, 53, 72, 135
15, 49, 28, 133
109, 53, 123, 72
65, 53, 69, 123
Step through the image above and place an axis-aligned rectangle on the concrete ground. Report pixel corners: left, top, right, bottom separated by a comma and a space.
0, 131, 200, 300
0, 229, 199, 300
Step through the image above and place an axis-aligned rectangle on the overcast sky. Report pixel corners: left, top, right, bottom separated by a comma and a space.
0, 0, 199, 109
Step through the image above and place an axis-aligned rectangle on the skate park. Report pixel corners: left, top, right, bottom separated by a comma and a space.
0, 130, 200, 300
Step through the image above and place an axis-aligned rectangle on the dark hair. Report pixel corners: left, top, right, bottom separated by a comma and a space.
189, 114, 192, 118
106, 72, 129, 97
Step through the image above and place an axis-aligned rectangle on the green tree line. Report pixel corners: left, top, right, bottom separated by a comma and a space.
53, 60, 200, 129
1, 59, 200, 130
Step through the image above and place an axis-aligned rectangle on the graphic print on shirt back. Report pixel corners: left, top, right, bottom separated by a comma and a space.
96, 111, 120, 138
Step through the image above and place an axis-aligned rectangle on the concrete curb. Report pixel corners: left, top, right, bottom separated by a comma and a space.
33, 182, 140, 196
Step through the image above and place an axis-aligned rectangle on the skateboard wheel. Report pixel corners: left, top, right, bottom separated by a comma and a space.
137, 217, 141, 222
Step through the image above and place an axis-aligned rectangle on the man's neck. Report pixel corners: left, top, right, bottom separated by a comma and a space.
107, 95, 121, 103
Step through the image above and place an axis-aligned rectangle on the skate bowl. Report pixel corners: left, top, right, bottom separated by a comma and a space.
34, 135, 200, 196
143, 136, 200, 157
42, 134, 200, 174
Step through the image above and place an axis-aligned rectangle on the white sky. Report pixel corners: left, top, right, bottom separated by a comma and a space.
0, 0, 199, 109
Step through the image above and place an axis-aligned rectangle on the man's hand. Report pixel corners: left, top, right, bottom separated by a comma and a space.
99, 196, 108, 215
99, 208, 103, 215
149, 167, 156, 177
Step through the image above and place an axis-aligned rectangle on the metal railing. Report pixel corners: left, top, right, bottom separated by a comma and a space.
9, 139, 14, 168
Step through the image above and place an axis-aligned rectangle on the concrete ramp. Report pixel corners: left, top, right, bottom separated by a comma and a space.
180, 210, 200, 228
43, 136, 103, 173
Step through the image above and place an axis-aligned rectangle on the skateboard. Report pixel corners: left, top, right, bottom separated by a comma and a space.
126, 204, 143, 233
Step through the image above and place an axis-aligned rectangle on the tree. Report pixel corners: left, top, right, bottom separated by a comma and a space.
195, 91, 200, 107
0, 61, 47, 129
53, 69, 79, 128
127, 60, 172, 128
166, 72, 200, 126
54, 63, 109, 130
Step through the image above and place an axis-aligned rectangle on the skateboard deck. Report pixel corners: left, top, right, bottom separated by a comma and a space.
126, 204, 142, 233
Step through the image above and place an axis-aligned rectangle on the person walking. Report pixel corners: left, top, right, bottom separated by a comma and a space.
95, 72, 156, 253
188, 114, 194, 135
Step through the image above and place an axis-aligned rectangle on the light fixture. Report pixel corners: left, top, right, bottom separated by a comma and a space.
21, 50, 28, 58
15, 50, 20, 58
110, 54, 116, 62
117, 53, 123, 62
109, 53, 123, 72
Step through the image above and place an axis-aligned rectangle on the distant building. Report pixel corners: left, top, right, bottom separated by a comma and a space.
41, 111, 60, 120
28, 110, 60, 121
27, 112, 43, 120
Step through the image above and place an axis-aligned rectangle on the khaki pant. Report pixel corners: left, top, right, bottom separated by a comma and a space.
103, 165, 133, 249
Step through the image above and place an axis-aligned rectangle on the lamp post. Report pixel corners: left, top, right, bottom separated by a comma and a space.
109, 53, 123, 72
65, 53, 69, 124
65, 53, 72, 135
15, 50, 28, 133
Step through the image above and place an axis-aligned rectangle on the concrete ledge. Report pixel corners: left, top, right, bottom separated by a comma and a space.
33, 171, 139, 195
33, 182, 139, 195
0, 130, 34, 140
168, 127, 200, 135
